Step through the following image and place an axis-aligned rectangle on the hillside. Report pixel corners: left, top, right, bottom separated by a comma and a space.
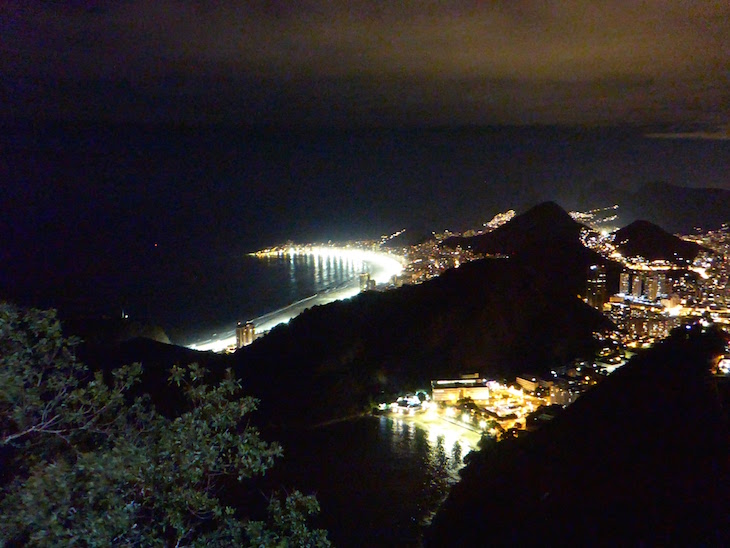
231, 257, 611, 425
443, 201, 583, 255
427, 324, 730, 546
614, 219, 706, 262
443, 201, 622, 296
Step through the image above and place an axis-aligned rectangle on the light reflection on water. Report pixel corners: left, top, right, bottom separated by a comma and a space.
383, 416, 470, 529
271, 252, 362, 299
268, 415, 473, 545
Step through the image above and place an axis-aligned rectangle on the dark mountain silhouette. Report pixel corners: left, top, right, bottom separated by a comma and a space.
614, 219, 706, 263
633, 182, 729, 233
427, 324, 730, 546
231, 258, 612, 424
443, 201, 623, 297
444, 201, 583, 255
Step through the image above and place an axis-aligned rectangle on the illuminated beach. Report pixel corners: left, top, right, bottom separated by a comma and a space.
188, 247, 404, 352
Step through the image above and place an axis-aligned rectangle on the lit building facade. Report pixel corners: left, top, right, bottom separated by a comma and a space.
236, 321, 256, 348
431, 377, 490, 402
632, 275, 643, 298
646, 274, 659, 301
586, 264, 607, 308
619, 272, 631, 295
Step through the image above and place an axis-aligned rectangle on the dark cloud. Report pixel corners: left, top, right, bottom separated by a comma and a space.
2, 1, 729, 126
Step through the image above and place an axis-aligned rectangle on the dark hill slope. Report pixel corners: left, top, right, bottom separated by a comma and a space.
444, 201, 583, 255
443, 201, 622, 296
74, 257, 612, 426
427, 325, 730, 546
614, 219, 706, 262
63, 316, 171, 346
234, 257, 612, 425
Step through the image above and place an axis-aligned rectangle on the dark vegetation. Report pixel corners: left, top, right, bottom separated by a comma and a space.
427, 324, 730, 546
0, 304, 330, 546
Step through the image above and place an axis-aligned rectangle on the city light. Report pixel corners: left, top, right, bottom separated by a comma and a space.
189, 246, 404, 352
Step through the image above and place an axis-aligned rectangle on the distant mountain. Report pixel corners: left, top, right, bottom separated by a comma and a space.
427, 324, 730, 546
581, 181, 729, 233
443, 201, 622, 297
381, 228, 431, 248
613, 219, 707, 263
633, 182, 729, 233
444, 201, 583, 255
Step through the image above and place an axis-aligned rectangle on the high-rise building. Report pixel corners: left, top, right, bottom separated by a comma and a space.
359, 272, 371, 291
236, 321, 256, 348
657, 273, 668, 296
646, 274, 659, 301
619, 272, 631, 295
632, 274, 643, 298
586, 264, 607, 308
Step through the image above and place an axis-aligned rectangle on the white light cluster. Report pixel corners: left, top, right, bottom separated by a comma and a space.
187, 246, 404, 353
301, 246, 404, 283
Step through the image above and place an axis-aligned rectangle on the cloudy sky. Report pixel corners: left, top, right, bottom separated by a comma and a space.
2, 1, 729, 128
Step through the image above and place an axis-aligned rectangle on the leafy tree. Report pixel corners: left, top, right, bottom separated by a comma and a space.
0, 303, 329, 546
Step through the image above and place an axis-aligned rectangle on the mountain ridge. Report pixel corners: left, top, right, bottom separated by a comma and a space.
614, 219, 707, 263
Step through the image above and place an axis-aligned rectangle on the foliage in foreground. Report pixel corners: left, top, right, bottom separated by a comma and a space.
0, 303, 329, 546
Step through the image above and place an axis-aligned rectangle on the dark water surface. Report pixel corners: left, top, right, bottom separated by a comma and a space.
263, 416, 468, 547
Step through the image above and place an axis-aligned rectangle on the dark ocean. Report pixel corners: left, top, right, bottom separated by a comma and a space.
2, 123, 729, 340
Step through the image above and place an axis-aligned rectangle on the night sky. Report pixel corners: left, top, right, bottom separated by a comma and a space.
2, 1, 729, 130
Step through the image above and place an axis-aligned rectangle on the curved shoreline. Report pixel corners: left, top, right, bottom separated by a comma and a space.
187, 248, 403, 352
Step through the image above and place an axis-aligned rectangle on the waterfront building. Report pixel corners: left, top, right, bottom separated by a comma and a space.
359, 272, 376, 291
236, 321, 255, 348
431, 376, 490, 402
549, 380, 581, 406
516, 374, 547, 393
359, 272, 370, 291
